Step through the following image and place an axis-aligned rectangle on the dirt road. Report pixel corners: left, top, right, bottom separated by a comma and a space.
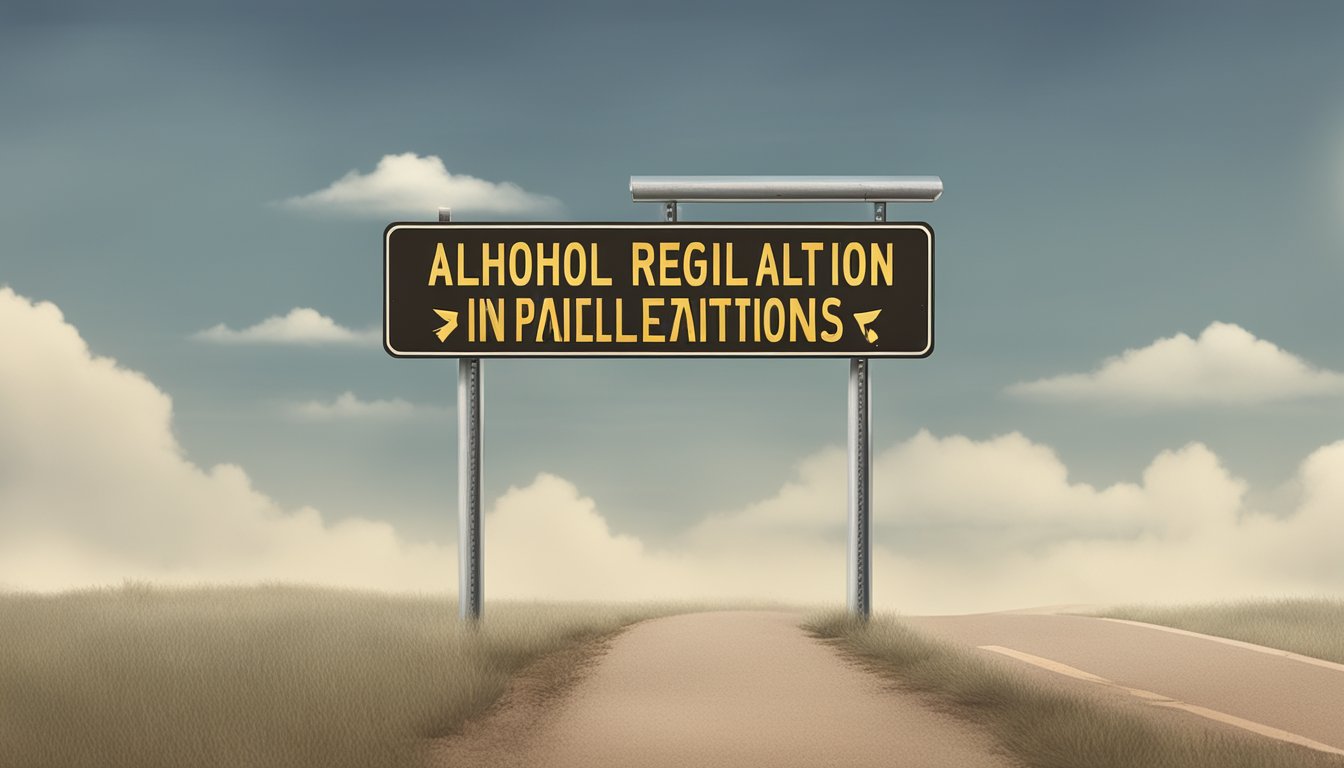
430, 609, 1344, 766
429, 610, 1016, 768
907, 613, 1344, 755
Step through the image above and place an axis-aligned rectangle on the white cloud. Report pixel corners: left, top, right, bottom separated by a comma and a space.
194, 307, 377, 346
6, 285, 1344, 613
279, 153, 563, 217
486, 474, 685, 601
483, 431, 1344, 613
290, 392, 447, 422
1009, 322, 1344, 405
0, 287, 449, 592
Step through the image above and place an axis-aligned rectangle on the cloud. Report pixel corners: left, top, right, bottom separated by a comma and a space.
290, 392, 447, 422
483, 431, 1344, 614
0, 286, 449, 592
279, 153, 563, 217
194, 307, 377, 346
486, 474, 685, 601
1009, 322, 1344, 404
7, 284, 1344, 613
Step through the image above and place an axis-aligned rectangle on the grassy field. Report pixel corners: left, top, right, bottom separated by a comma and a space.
1091, 598, 1344, 665
0, 583, 691, 768
806, 611, 1344, 768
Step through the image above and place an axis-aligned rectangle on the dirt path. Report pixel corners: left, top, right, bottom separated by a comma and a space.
907, 613, 1344, 754
428, 610, 1016, 768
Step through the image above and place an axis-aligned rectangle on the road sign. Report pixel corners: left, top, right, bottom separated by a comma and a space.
384, 222, 933, 357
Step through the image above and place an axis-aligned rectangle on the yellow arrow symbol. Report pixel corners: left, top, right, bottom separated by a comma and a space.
853, 309, 881, 344
432, 309, 459, 342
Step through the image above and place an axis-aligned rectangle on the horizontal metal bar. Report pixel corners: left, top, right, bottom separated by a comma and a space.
630, 175, 942, 203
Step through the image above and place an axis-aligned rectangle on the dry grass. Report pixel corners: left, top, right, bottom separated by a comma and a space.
1092, 598, 1344, 664
806, 611, 1344, 768
0, 583, 695, 768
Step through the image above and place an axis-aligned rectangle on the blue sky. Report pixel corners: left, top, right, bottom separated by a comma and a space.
3, 2, 1344, 609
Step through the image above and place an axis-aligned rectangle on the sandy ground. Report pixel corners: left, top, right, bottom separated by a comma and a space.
427, 610, 1017, 768
907, 613, 1344, 752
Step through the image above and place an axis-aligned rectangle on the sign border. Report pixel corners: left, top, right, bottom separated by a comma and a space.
383, 222, 934, 359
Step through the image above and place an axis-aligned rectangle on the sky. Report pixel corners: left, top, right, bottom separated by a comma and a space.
3, 1, 1344, 612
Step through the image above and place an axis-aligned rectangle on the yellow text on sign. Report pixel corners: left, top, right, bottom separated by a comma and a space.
459, 296, 845, 344
427, 240, 896, 289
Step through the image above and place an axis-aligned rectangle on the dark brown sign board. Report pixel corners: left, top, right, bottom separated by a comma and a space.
384, 223, 932, 358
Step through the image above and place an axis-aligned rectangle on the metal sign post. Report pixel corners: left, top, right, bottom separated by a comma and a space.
393, 177, 939, 623
847, 201, 885, 619
441, 206, 483, 622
